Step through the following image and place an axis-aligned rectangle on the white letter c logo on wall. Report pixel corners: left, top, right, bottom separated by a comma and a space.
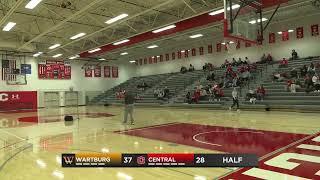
0, 93, 9, 102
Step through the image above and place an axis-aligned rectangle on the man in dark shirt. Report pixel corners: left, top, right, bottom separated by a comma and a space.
123, 90, 135, 125
291, 49, 298, 60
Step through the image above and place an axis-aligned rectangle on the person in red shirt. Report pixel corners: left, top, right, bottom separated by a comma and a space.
279, 58, 288, 68
256, 85, 266, 101
192, 89, 201, 103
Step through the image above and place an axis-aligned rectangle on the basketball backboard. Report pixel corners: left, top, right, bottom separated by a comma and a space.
223, 0, 264, 46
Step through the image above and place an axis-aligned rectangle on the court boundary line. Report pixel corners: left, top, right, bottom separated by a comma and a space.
192, 130, 264, 147
115, 122, 179, 133
215, 131, 320, 180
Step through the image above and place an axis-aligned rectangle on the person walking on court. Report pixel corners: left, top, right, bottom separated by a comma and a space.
230, 88, 240, 110
123, 90, 135, 125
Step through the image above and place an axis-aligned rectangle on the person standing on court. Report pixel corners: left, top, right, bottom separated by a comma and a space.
123, 90, 135, 125
230, 88, 239, 110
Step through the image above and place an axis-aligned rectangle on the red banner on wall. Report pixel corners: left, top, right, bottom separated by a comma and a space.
0, 91, 37, 111
160, 55, 163, 62
269, 33, 275, 43
199, 47, 204, 55
172, 52, 176, 60
216, 43, 221, 52
165, 54, 170, 61
104, 66, 111, 78
236, 41, 240, 49
153, 56, 157, 64
85, 67, 93, 77
191, 48, 196, 56
185, 50, 189, 58
38, 60, 71, 79
311, 24, 319, 36
208, 45, 213, 54
177, 51, 182, 59
94, 66, 101, 77
296, 27, 304, 39
112, 66, 118, 78
281, 31, 289, 41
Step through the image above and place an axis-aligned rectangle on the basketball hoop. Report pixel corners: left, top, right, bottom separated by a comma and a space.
6, 74, 27, 85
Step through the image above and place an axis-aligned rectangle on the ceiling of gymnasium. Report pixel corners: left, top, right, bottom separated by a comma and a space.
0, 0, 319, 63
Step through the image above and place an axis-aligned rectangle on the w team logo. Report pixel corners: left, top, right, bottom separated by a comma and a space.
62, 154, 75, 167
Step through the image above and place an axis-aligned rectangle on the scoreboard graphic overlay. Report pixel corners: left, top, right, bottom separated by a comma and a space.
62, 153, 258, 168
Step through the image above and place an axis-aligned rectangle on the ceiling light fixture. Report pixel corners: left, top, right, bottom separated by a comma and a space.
2, 22, 16, 31
99, 58, 106, 61
113, 39, 130, 45
69, 55, 79, 60
147, 45, 158, 49
33, 52, 43, 57
106, 13, 128, 24
70, 33, 86, 40
129, 60, 136, 63
249, 18, 268, 24
88, 48, 101, 53
277, 31, 283, 34
49, 44, 61, 49
121, 52, 128, 55
221, 42, 226, 45
152, 24, 176, 33
209, 4, 240, 16
25, 0, 43, 9
52, 54, 62, 58
288, 29, 294, 32
189, 34, 203, 38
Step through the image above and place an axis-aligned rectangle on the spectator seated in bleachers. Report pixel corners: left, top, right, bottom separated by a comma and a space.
240, 70, 251, 83
287, 79, 301, 93
199, 89, 207, 100
272, 72, 287, 82
157, 90, 165, 100
266, 54, 273, 63
185, 91, 192, 104
237, 58, 244, 66
116, 89, 125, 99
221, 59, 230, 68
163, 86, 170, 99
291, 49, 298, 60
290, 68, 298, 79
189, 64, 195, 72
154, 88, 160, 98
300, 65, 308, 77
279, 58, 288, 68
231, 58, 237, 66
256, 85, 266, 101
192, 89, 200, 103
206, 72, 215, 81
246, 89, 257, 104
244, 57, 250, 64
137, 81, 149, 90
312, 74, 320, 92
308, 63, 316, 76
212, 85, 224, 102
180, 66, 188, 74
304, 75, 314, 93
203, 63, 214, 71
258, 54, 267, 64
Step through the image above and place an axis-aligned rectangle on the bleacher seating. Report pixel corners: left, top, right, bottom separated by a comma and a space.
90, 56, 320, 110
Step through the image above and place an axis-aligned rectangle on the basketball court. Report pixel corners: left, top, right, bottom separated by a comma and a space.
1, 0, 320, 179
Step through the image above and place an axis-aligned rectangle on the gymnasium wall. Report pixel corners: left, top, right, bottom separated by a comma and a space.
136, 15, 320, 77
0, 58, 137, 92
